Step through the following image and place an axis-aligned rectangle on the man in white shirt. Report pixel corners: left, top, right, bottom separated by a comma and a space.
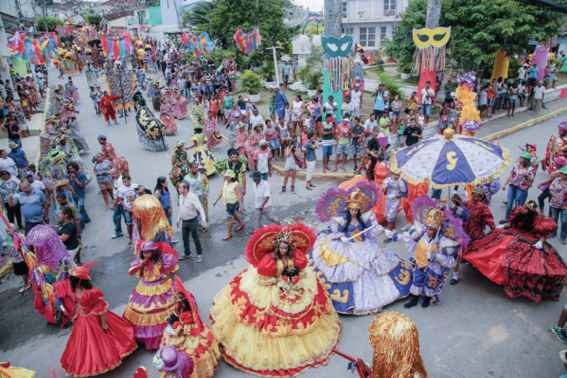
420, 80, 435, 125
363, 113, 378, 133
109, 168, 125, 239
177, 181, 207, 262
532, 81, 546, 115
250, 171, 279, 232
111, 174, 137, 245
248, 108, 264, 134
323, 96, 338, 122
350, 84, 362, 117
24, 171, 48, 199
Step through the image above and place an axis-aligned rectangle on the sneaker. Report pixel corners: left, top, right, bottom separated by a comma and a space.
562, 239, 566, 245
111, 233, 124, 238
449, 278, 459, 285
353, 165, 358, 173
179, 254, 191, 260
198, 226, 208, 232
551, 326, 567, 343
499, 219, 508, 225
128, 241, 133, 246
279, 187, 286, 194
171, 239, 179, 244
383, 237, 393, 244
401, 224, 411, 232
85, 219, 92, 223
196, 255, 203, 263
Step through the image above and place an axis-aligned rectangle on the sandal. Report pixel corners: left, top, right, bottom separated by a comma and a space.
104, 207, 109, 212
235, 224, 245, 232
306, 186, 313, 190
222, 235, 233, 241
19, 284, 31, 293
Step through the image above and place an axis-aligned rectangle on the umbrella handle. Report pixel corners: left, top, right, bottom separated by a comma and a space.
332, 348, 357, 363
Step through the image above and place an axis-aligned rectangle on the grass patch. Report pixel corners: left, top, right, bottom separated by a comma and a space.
392, 74, 420, 85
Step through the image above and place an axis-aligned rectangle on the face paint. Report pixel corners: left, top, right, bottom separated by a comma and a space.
321, 36, 354, 58
412, 27, 451, 48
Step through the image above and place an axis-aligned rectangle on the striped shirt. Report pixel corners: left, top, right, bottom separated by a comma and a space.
14, 189, 47, 223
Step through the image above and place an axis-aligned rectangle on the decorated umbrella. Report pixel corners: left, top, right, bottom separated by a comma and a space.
391, 129, 511, 189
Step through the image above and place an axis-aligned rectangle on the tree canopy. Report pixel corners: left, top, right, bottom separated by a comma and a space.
36, 15, 64, 32
385, 0, 566, 76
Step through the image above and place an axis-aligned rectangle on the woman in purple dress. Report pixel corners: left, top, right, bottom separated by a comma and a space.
123, 241, 179, 350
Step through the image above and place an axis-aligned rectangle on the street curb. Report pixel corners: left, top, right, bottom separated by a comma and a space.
219, 108, 567, 180
0, 259, 13, 280
480, 107, 567, 142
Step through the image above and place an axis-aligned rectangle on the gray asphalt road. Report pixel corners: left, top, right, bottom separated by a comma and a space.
1, 67, 567, 378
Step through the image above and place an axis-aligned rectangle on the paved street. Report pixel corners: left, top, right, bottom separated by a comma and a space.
1, 67, 567, 378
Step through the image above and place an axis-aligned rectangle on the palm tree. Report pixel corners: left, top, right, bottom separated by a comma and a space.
182, 1, 216, 29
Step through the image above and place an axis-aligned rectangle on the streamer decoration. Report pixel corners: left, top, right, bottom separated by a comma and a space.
325, 57, 354, 92
181, 31, 214, 57
412, 27, 450, 74
233, 28, 263, 55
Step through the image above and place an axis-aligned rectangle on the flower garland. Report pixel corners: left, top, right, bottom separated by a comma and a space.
455, 71, 482, 134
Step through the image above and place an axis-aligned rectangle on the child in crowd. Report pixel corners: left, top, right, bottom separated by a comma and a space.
439, 108, 449, 130
397, 118, 406, 146
382, 168, 408, 244
15, 106, 29, 138
20, 94, 31, 121
356, 129, 372, 174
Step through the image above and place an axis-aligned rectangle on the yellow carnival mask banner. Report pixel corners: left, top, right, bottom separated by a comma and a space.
412, 27, 451, 48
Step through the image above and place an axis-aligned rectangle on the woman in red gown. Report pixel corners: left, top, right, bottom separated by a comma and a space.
60, 261, 137, 377
464, 200, 567, 302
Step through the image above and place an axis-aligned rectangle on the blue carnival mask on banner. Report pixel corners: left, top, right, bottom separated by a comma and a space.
321, 36, 353, 58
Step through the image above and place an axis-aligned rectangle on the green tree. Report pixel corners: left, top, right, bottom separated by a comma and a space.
36, 15, 64, 32
84, 13, 102, 25
181, 1, 217, 31
385, 0, 566, 76
305, 23, 324, 36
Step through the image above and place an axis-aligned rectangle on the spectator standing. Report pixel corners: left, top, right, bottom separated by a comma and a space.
9, 181, 49, 235
444, 80, 455, 104
323, 96, 338, 124
213, 171, 243, 241
321, 114, 336, 173
304, 132, 318, 190
281, 135, 301, 193
253, 139, 272, 181
2, 118, 22, 148
372, 85, 386, 119
183, 162, 207, 231
532, 81, 546, 115
341, 96, 352, 119
333, 117, 351, 172
67, 161, 90, 231
350, 84, 362, 117
420, 81, 435, 125
109, 168, 126, 239
508, 84, 518, 117
8, 142, 28, 178
281, 61, 291, 90
402, 119, 422, 147
517, 64, 527, 85
93, 152, 114, 211
250, 170, 279, 232
549, 166, 567, 244
528, 62, 539, 89
0, 170, 23, 228
154, 176, 172, 226
177, 181, 207, 261
24, 171, 48, 199
364, 113, 378, 133
351, 117, 365, 173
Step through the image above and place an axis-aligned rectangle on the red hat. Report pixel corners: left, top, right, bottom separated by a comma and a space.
70, 260, 99, 281
173, 276, 204, 330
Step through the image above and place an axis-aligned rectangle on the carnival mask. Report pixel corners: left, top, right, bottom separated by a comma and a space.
321, 35, 354, 58
412, 27, 451, 48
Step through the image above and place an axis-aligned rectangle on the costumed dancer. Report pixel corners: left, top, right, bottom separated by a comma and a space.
152, 345, 194, 378
234, 123, 249, 158
226, 113, 244, 149
170, 141, 189, 193
100, 90, 121, 126
60, 261, 137, 377
464, 200, 567, 302
368, 312, 428, 378
198, 164, 210, 220
133, 91, 169, 152
399, 197, 469, 308
123, 241, 178, 350
244, 123, 264, 165
161, 277, 220, 378
146, 78, 154, 99
160, 98, 178, 135
449, 185, 495, 285
26, 225, 77, 326
543, 120, 567, 174
210, 224, 342, 377
98, 135, 130, 176
382, 168, 408, 243
66, 115, 90, 153
186, 125, 216, 176
172, 88, 187, 120
189, 98, 205, 127
85, 63, 98, 87
203, 111, 222, 151
310, 184, 412, 315
65, 78, 80, 103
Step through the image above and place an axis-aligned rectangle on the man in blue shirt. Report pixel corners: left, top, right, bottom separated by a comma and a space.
9, 181, 49, 235
281, 62, 291, 90
528, 62, 539, 88
274, 87, 288, 119
8, 142, 28, 178
67, 161, 90, 230
371, 84, 386, 119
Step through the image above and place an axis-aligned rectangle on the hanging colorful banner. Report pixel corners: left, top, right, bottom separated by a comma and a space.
233, 28, 263, 55
139, 25, 151, 33
222, 57, 237, 71
412, 27, 450, 73
181, 31, 214, 57
106, 70, 136, 110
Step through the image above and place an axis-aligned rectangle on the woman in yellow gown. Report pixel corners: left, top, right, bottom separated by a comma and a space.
210, 223, 342, 377
0, 363, 35, 378
186, 125, 216, 176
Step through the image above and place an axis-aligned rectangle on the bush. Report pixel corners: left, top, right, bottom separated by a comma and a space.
379, 72, 403, 107
296, 63, 312, 83
306, 70, 323, 90
260, 60, 275, 82
397, 61, 413, 74
507, 58, 523, 79
240, 71, 262, 94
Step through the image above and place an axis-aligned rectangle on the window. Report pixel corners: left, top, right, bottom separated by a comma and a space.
359, 27, 376, 47
342, 1, 347, 17
380, 26, 388, 45
384, 0, 396, 12
344, 27, 354, 36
